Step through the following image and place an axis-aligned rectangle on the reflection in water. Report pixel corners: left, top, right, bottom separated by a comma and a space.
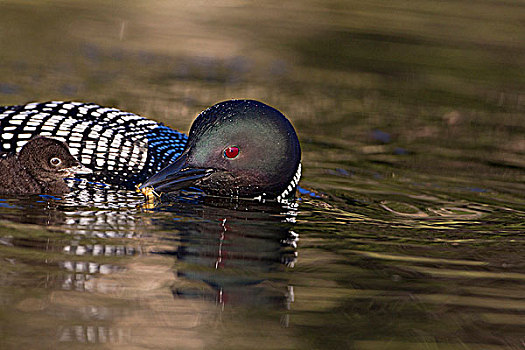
164, 202, 298, 307
57, 325, 131, 345
0, 187, 300, 347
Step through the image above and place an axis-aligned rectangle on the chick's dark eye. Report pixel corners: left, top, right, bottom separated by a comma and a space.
224, 146, 239, 159
50, 157, 62, 166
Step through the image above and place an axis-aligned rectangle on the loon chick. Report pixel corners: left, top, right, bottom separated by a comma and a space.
0, 100, 301, 202
0, 136, 92, 194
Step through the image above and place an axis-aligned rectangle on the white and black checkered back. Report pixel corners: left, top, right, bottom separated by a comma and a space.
0, 101, 187, 188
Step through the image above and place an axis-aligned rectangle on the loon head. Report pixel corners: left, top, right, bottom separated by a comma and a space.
140, 100, 301, 200
18, 136, 93, 180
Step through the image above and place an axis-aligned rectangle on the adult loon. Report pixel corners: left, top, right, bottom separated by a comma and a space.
0, 100, 301, 202
0, 136, 92, 194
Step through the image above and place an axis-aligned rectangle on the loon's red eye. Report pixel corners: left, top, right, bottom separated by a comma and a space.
224, 146, 239, 159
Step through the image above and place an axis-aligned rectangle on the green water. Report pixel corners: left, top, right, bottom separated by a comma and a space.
0, 1, 524, 349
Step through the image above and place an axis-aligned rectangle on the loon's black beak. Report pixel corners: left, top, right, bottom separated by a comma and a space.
139, 153, 214, 193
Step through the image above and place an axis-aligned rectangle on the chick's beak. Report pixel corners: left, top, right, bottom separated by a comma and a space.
61, 163, 93, 177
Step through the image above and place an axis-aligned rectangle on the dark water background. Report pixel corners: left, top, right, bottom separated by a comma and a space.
0, 1, 524, 349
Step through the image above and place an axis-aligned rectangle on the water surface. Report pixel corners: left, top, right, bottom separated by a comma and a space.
0, 1, 524, 349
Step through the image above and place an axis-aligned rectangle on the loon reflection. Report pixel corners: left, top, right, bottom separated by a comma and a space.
0, 191, 299, 309
153, 199, 298, 306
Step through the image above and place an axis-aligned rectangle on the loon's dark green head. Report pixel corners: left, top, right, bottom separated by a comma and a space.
140, 100, 301, 200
